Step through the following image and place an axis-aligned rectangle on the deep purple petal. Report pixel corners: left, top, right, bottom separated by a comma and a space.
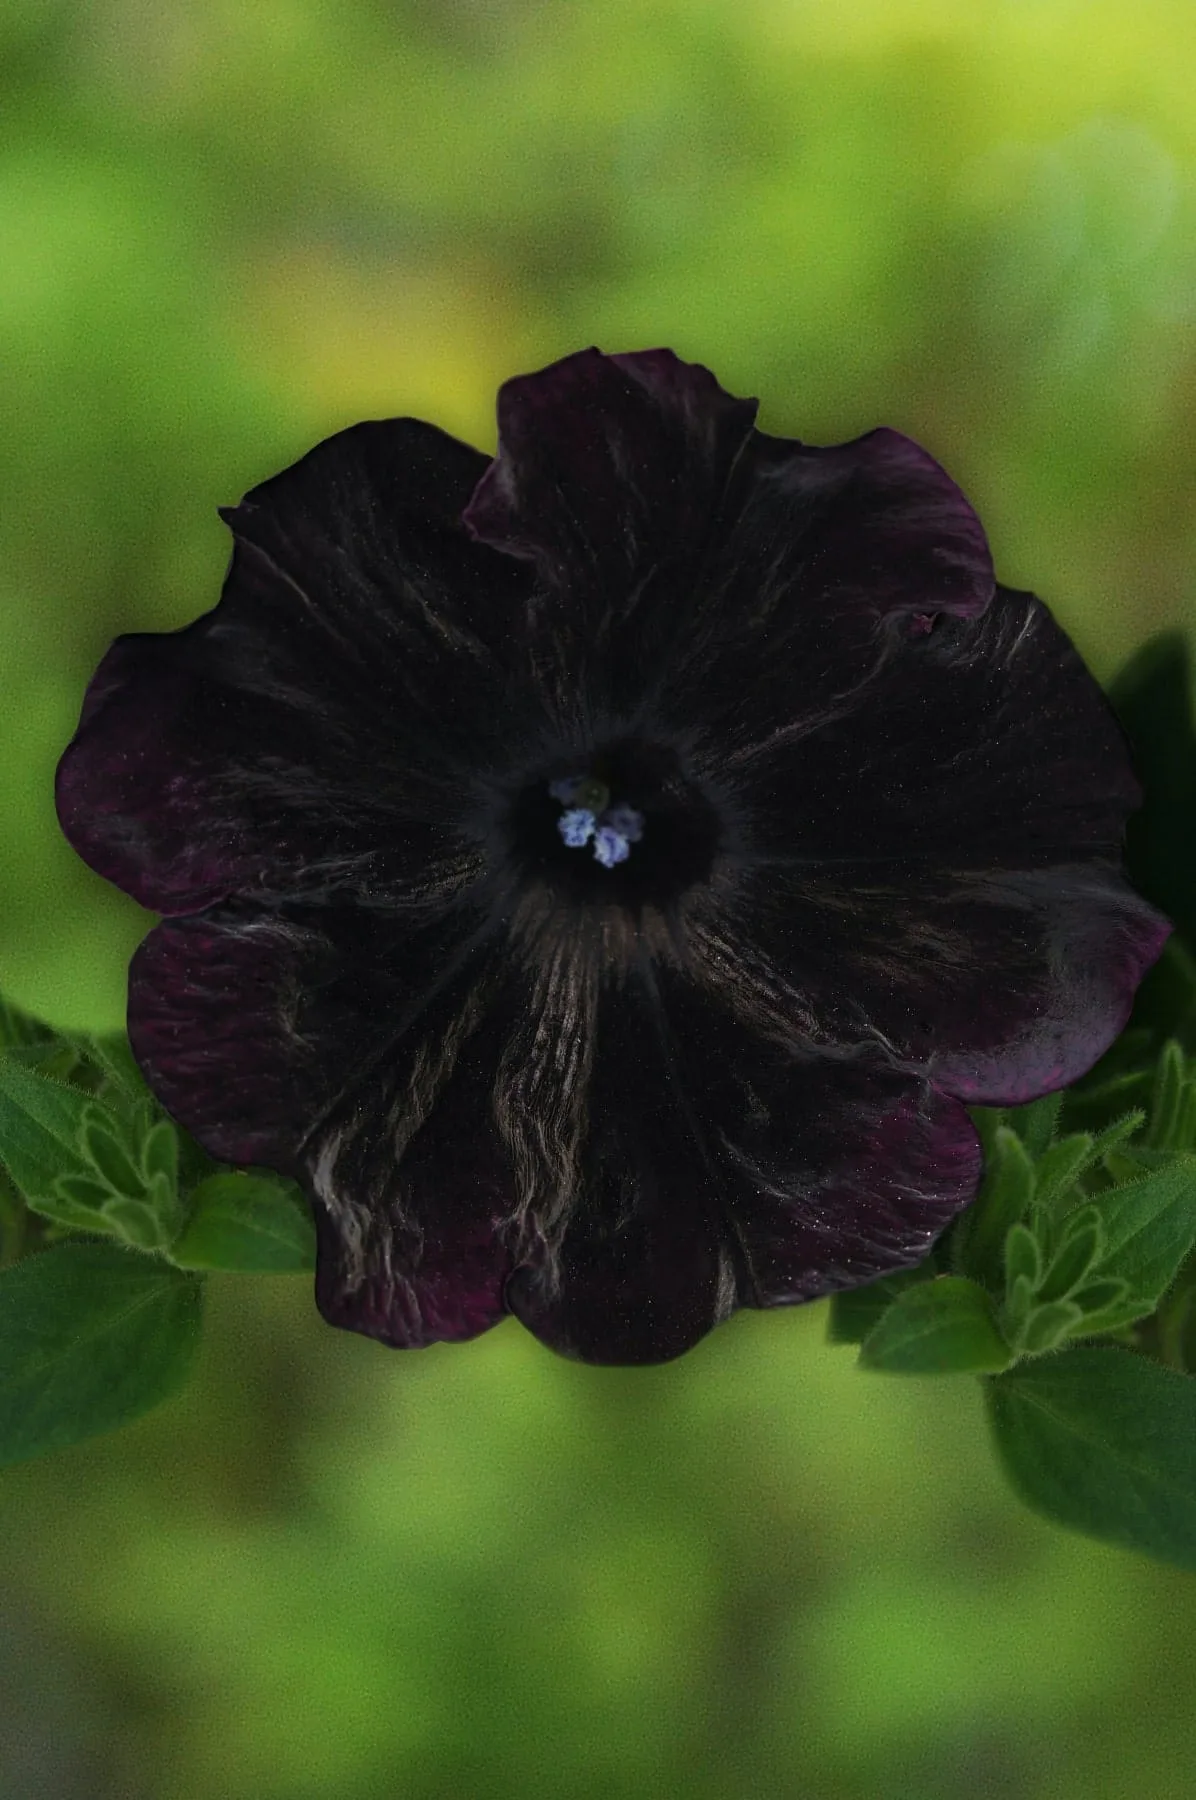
311, 1016, 516, 1350
695, 861, 1167, 1109
464, 347, 758, 576
655, 433, 998, 762
685, 587, 1169, 1104
463, 349, 992, 731
503, 969, 731, 1365
649, 967, 982, 1308
57, 418, 531, 915
507, 966, 979, 1364
129, 902, 517, 1347
463, 348, 760, 720
56, 348, 1167, 1372
718, 587, 1143, 864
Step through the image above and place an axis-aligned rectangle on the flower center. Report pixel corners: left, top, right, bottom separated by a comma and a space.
548, 775, 646, 868
497, 737, 724, 910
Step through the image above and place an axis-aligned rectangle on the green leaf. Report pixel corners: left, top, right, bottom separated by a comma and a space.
826, 1268, 927, 1345
34, 1176, 115, 1234
1072, 1276, 1131, 1317
1018, 1298, 1085, 1354
1004, 1222, 1041, 1289
1147, 1041, 1186, 1151
1089, 1110, 1148, 1170
0, 1242, 202, 1467
954, 1127, 1035, 1287
100, 1194, 172, 1252
1036, 1219, 1103, 1305
1033, 1134, 1095, 1211
171, 1173, 315, 1273
1089, 1156, 1196, 1309
0, 994, 56, 1051
858, 1276, 1011, 1375
0, 1056, 94, 1199
1011, 1091, 1062, 1158
1004, 1272, 1036, 1339
140, 1119, 179, 1192
73, 1032, 147, 1098
987, 1345, 1196, 1568
80, 1106, 145, 1198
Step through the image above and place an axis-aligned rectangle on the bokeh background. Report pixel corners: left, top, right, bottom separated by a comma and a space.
3, 2, 1196, 1795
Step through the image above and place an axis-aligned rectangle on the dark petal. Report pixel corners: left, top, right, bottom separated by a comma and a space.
650, 969, 983, 1307
726, 1059, 982, 1306
688, 589, 1170, 1105
720, 589, 1143, 864
463, 348, 991, 730
697, 861, 1167, 1109
129, 902, 517, 1347
311, 1014, 516, 1350
464, 347, 758, 575
507, 965, 979, 1364
129, 907, 318, 1170
656, 425, 997, 756
463, 348, 760, 719
57, 418, 532, 915
503, 965, 732, 1365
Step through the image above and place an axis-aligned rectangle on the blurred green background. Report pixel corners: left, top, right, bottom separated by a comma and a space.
3, 1, 1196, 1795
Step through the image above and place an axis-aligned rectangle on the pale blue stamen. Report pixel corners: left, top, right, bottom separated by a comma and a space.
592, 825, 632, 867
558, 807, 597, 848
550, 777, 645, 869
603, 803, 644, 844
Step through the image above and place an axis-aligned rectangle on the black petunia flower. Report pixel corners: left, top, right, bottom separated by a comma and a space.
56, 349, 1169, 1364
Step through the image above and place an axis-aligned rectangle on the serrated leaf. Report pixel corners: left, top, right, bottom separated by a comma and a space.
0, 1057, 95, 1199
987, 1344, 1196, 1568
1089, 1157, 1196, 1308
0, 1242, 202, 1467
858, 1276, 1011, 1375
170, 1173, 315, 1273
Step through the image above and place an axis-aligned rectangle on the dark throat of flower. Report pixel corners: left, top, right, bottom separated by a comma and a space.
497, 736, 725, 916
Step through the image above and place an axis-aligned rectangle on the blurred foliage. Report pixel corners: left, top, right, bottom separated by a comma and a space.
5, 1, 1196, 1796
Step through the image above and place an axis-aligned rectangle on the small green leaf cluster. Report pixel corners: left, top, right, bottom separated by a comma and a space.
0, 995, 316, 1469
829, 1020, 1196, 1569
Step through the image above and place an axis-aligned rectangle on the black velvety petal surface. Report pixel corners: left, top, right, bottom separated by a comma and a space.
57, 420, 530, 914
57, 347, 1170, 1364
506, 961, 980, 1363
130, 903, 517, 1347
